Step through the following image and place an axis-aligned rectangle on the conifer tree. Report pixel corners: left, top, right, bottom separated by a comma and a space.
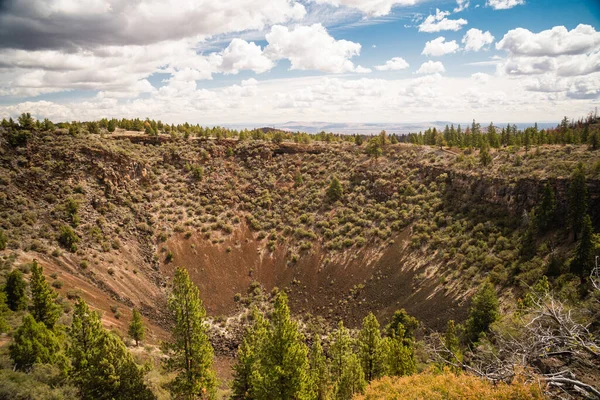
329, 321, 351, 381
0, 228, 7, 250
9, 314, 65, 372
385, 309, 419, 339
5, 269, 27, 311
165, 267, 216, 399
69, 299, 154, 400
128, 308, 145, 346
354, 134, 363, 146
568, 165, 587, 241
570, 214, 595, 279
465, 281, 499, 344
358, 312, 384, 382
231, 307, 268, 400
255, 291, 309, 400
327, 176, 343, 203
366, 137, 382, 160
479, 142, 492, 166
536, 183, 556, 232
381, 323, 415, 377
307, 333, 331, 400
442, 320, 463, 369
29, 260, 61, 329
521, 210, 538, 260
333, 352, 366, 400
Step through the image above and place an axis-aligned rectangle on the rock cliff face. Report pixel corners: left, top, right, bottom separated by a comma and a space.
418, 164, 600, 227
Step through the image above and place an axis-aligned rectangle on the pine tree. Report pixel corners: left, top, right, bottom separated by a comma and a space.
231, 307, 268, 400
327, 176, 343, 203
307, 333, 331, 400
107, 119, 116, 133
9, 314, 65, 372
521, 210, 538, 260
354, 135, 363, 146
384, 309, 419, 339
329, 321, 351, 382
0, 228, 7, 250
358, 312, 384, 382
333, 352, 366, 400
465, 281, 499, 344
570, 214, 595, 279
589, 129, 599, 150
536, 183, 556, 232
255, 291, 310, 400
69, 299, 154, 400
568, 165, 587, 241
442, 320, 463, 369
381, 323, 415, 377
5, 269, 27, 311
366, 137, 382, 160
128, 308, 145, 346
29, 260, 61, 329
479, 142, 492, 166
165, 267, 216, 399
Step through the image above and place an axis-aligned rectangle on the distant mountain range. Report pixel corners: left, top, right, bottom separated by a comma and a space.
226, 121, 559, 135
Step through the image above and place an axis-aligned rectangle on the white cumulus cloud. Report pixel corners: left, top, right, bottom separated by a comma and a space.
416, 60, 445, 74
312, 0, 420, 17
264, 24, 365, 73
374, 57, 410, 71
422, 36, 459, 57
487, 0, 525, 10
462, 29, 494, 52
418, 9, 468, 33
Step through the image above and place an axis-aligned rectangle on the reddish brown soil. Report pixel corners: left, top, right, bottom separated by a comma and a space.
163, 225, 469, 331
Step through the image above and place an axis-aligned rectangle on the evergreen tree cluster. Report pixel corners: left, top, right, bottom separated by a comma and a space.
231, 297, 417, 400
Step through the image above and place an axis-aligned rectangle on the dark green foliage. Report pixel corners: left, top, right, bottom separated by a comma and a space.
164, 267, 216, 399
521, 211, 538, 260
327, 176, 343, 202
253, 292, 310, 400
589, 129, 599, 150
465, 281, 499, 344
69, 299, 155, 400
381, 323, 415, 377
5, 269, 27, 311
231, 308, 268, 400
366, 137, 382, 159
58, 225, 80, 252
355, 135, 363, 146
9, 314, 65, 372
330, 321, 366, 400
191, 164, 204, 181
107, 119, 117, 133
29, 260, 61, 329
358, 312, 384, 382
568, 166, 587, 241
128, 308, 145, 346
570, 214, 595, 278
18, 113, 35, 131
479, 143, 492, 166
442, 320, 463, 368
0, 229, 7, 250
536, 184, 556, 232
307, 333, 331, 400
385, 309, 418, 339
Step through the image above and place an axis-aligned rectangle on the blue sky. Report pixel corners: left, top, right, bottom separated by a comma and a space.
0, 0, 599, 127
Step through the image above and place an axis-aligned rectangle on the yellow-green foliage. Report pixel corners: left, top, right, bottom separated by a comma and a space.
354, 370, 544, 400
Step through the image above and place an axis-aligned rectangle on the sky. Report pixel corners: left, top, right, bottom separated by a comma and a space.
0, 0, 599, 127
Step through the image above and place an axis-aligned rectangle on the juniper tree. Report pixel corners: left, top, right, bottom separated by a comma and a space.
327, 176, 343, 203
0, 228, 7, 250
5, 269, 27, 311
465, 281, 499, 344
231, 307, 268, 400
9, 314, 65, 372
358, 312, 384, 382
69, 299, 154, 400
164, 267, 216, 400
568, 165, 587, 241
128, 308, 145, 346
255, 291, 310, 400
29, 260, 61, 329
